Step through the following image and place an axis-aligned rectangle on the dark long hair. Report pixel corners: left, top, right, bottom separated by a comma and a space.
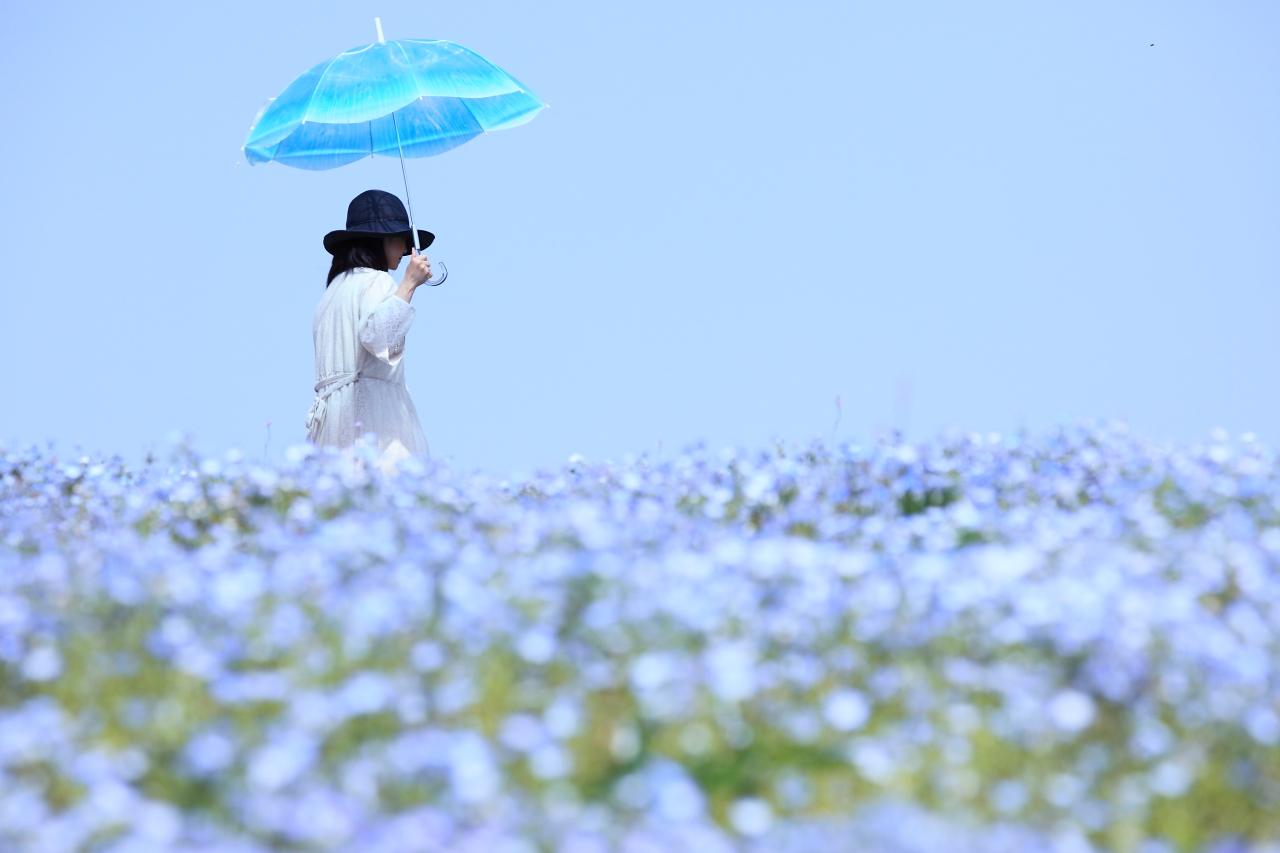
326, 236, 389, 287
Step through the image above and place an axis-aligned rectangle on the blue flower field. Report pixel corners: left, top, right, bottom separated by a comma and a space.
1, 421, 1278, 851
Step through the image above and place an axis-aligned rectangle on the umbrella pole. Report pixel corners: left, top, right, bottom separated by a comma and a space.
376, 16, 419, 255
390, 112, 419, 254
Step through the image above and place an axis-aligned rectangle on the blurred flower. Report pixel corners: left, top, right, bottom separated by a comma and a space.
729, 797, 773, 837
823, 688, 871, 732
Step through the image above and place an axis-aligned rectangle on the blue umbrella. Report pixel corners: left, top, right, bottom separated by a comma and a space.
244, 18, 546, 277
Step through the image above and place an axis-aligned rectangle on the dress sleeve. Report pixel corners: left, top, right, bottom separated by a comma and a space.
357, 272, 415, 367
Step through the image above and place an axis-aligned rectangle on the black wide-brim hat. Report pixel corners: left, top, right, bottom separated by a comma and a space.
324, 189, 435, 256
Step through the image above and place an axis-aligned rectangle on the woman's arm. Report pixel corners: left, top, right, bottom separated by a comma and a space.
358, 273, 416, 367
397, 250, 431, 303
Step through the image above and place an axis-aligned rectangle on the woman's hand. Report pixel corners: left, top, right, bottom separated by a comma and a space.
402, 249, 432, 289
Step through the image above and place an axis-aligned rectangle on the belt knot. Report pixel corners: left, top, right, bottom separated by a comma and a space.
305, 371, 362, 436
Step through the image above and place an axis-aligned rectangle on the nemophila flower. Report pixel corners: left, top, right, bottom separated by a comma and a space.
847, 738, 896, 784
256, 785, 356, 847
702, 638, 758, 702
651, 764, 707, 822
1244, 706, 1280, 746
1047, 689, 1097, 733
247, 728, 319, 793
823, 688, 872, 732
209, 563, 265, 615
729, 797, 774, 837
182, 728, 237, 776
989, 778, 1030, 815
529, 741, 572, 781
0, 785, 49, 836
211, 670, 290, 704
542, 695, 583, 740
334, 670, 398, 717
448, 730, 500, 804
120, 798, 184, 847
339, 755, 382, 804
20, 645, 61, 681
498, 712, 547, 754
629, 650, 677, 691
1148, 757, 1195, 798
514, 628, 557, 664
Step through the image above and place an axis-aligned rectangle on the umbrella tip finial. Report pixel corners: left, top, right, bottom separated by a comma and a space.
374, 17, 385, 43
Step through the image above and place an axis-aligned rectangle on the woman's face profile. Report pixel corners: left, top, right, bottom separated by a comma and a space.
382, 235, 409, 270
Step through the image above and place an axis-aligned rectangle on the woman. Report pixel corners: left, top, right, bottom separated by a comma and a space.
305, 189, 435, 473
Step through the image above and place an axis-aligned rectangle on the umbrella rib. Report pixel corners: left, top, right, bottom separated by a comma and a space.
458, 98, 487, 140
297, 53, 345, 125
454, 42, 535, 97
390, 40, 489, 145
401, 39, 528, 97
253, 52, 340, 164
391, 40, 428, 101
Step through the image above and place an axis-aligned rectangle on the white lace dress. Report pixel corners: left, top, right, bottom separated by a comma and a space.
305, 267, 430, 470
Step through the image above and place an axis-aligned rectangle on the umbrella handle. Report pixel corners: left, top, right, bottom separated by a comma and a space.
424, 260, 448, 286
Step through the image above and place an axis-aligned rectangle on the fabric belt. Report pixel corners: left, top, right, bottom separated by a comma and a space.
304, 370, 393, 437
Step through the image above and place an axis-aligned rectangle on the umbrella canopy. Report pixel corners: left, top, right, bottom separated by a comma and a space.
243, 36, 546, 170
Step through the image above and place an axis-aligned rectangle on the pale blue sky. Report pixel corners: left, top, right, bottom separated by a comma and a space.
3, 1, 1277, 474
